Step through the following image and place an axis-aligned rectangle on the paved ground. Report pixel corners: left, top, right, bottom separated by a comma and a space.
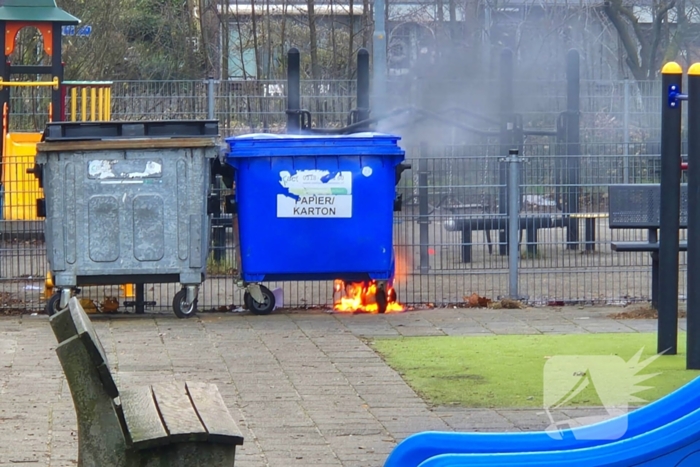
0, 306, 683, 466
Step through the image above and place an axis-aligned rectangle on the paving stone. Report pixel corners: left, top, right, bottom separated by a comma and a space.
0, 306, 683, 466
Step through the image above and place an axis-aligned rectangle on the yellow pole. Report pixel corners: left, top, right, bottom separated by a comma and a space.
70, 87, 77, 122
105, 87, 111, 120
98, 87, 104, 120
90, 87, 96, 121
81, 88, 87, 122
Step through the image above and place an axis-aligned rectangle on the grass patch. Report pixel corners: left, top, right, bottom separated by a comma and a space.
370, 333, 700, 408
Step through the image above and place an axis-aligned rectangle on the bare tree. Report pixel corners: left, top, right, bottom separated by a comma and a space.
602, 0, 676, 80
307, 0, 321, 80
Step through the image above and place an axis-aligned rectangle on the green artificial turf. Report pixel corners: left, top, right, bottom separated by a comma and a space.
370, 333, 700, 408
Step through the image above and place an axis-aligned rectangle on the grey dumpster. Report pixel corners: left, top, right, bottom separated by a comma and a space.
34, 121, 218, 318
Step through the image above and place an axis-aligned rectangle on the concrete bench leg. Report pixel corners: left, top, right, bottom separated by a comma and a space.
526, 223, 538, 257
585, 218, 596, 251
461, 226, 472, 263
499, 229, 507, 256
140, 443, 237, 467
650, 228, 659, 309
652, 252, 660, 309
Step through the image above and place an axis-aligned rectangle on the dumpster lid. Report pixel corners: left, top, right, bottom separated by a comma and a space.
225, 132, 404, 157
43, 120, 219, 142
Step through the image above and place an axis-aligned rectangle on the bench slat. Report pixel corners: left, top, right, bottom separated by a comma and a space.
68, 298, 119, 398
152, 382, 208, 443
120, 386, 170, 450
186, 381, 244, 445
611, 242, 688, 252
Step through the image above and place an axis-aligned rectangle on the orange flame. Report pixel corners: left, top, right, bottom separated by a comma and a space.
333, 280, 405, 314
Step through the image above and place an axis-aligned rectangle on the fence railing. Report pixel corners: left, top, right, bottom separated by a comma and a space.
0, 78, 683, 312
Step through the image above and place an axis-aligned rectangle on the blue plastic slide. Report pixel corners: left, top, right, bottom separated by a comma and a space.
416, 409, 700, 466
384, 376, 700, 467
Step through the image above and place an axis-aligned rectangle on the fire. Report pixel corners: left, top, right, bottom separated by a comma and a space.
333, 280, 405, 314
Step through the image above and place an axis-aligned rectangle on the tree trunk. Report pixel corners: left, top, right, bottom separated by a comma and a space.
307, 0, 321, 80
221, 0, 229, 80
449, 0, 457, 42
250, 0, 262, 78
362, 0, 370, 49
348, 0, 355, 78
603, 0, 676, 81
266, 0, 272, 78
280, 0, 288, 79
331, 0, 338, 77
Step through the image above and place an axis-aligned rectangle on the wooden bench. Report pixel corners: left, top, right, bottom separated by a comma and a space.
49, 297, 244, 466
608, 184, 688, 308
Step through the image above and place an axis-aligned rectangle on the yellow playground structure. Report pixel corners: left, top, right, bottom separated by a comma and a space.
0, 1, 134, 303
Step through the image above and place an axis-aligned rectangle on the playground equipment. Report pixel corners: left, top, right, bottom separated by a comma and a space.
658, 62, 700, 370
0, 2, 137, 308
384, 376, 700, 467
0, 1, 76, 221
611, 62, 700, 368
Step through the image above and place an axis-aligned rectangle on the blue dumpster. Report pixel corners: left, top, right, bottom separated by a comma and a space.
225, 132, 405, 287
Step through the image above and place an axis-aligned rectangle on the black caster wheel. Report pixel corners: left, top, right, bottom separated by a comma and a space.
172, 289, 198, 319
45, 293, 63, 316
376, 287, 388, 314
244, 285, 276, 315
388, 288, 397, 303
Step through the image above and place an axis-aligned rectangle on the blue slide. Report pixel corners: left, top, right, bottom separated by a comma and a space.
384, 377, 700, 467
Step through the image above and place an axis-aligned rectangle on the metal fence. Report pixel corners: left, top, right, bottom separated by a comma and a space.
0, 77, 685, 312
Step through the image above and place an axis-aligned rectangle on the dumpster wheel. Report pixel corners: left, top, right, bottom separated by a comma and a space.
244, 285, 276, 315
45, 293, 63, 316
376, 283, 388, 314
172, 289, 198, 319
45, 289, 77, 316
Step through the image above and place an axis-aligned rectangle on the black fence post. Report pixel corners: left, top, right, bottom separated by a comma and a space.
418, 143, 430, 274
357, 49, 370, 129
688, 63, 700, 369
565, 49, 580, 249
286, 48, 301, 134
658, 62, 683, 355
499, 48, 515, 256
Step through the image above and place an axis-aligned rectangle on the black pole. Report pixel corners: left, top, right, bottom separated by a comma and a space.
287, 48, 301, 134
418, 143, 430, 274
0, 21, 7, 171
135, 283, 145, 314
499, 48, 515, 256
357, 48, 370, 128
688, 63, 700, 368
565, 49, 580, 249
658, 62, 683, 355
51, 22, 63, 122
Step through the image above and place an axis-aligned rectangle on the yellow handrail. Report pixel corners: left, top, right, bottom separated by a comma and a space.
70, 87, 77, 121
90, 87, 96, 121
66, 82, 112, 122
0, 77, 59, 90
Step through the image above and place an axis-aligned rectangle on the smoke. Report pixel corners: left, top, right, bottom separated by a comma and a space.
371, 5, 614, 147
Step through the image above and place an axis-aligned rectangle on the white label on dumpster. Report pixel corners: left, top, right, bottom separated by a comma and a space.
88, 160, 162, 179
277, 170, 352, 218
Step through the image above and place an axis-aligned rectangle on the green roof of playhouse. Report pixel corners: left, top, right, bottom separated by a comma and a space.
0, 0, 80, 24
